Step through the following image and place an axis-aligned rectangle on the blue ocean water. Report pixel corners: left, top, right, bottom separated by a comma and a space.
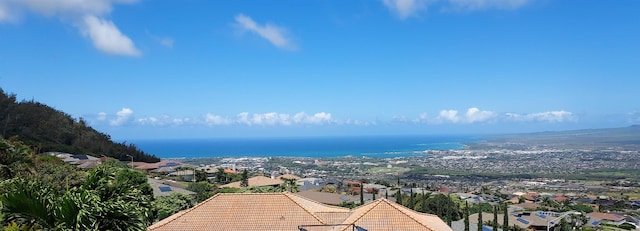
132, 135, 473, 159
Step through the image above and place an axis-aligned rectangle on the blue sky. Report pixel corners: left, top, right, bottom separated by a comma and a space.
1, 0, 639, 139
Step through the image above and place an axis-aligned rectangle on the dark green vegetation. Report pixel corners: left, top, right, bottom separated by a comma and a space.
475, 125, 640, 150
0, 137, 158, 230
0, 89, 158, 162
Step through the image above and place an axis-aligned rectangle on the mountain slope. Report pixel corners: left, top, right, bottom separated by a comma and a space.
0, 88, 159, 162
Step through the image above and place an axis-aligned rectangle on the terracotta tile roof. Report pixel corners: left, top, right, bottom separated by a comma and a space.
148, 192, 350, 231
219, 175, 284, 188
341, 198, 452, 231
149, 193, 451, 231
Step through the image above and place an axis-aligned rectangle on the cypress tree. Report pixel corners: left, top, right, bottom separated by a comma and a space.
478, 204, 483, 231
408, 188, 414, 210
464, 201, 470, 231
396, 189, 403, 205
492, 205, 498, 231
372, 188, 376, 200
385, 189, 388, 199
502, 202, 509, 231
360, 183, 364, 205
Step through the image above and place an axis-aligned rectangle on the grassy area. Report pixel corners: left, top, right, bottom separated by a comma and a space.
365, 167, 409, 174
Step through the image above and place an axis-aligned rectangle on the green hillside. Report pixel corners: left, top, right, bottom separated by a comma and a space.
0, 88, 159, 162
484, 125, 640, 149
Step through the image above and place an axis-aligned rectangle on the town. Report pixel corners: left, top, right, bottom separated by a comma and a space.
54, 144, 640, 231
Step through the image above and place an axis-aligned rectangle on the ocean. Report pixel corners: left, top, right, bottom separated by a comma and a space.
132, 135, 473, 159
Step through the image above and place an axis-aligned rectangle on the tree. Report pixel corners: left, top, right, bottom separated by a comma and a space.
240, 170, 248, 187
503, 202, 509, 231
360, 183, 364, 205
385, 189, 388, 199
464, 202, 470, 231
478, 204, 483, 231
492, 205, 498, 231
408, 189, 414, 210
321, 185, 337, 193
396, 189, 403, 205
154, 193, 195, 221
187, 182, 214, 203
215, 168, 227, 184
372, 188, 376, 200
281, 178, 299, 193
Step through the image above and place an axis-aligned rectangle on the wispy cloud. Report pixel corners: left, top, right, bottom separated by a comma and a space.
93, 108, 577, 128
234, 13, 296, 50
435, 107, 496, 124
382, 0, 432, 19
0, 0, 141, 56
505, 110, 574, 122
381, 0, 532, 18
447, 0, 532, 11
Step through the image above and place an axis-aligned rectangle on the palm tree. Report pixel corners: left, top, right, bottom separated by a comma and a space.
281, 178, 299, 193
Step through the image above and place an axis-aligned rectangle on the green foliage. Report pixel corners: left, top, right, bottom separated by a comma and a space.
320, 185, 337, 193
281, 178, 299, 193
0, 138, 34, 180
337, 201, 358, 209
464, 202, 470, 231
571, 203, 594, 213
187, 182, 214, 203
31, 155, 86, 192
618, 223, 636, 230
0, 161, 154, 230
240, 170, 248, 187
153, 193, 195, 221
0, 89, 159, 163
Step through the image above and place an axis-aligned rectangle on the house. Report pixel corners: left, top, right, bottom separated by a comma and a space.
168, 170, 195, 182
587, 212, 626, 226
148, 192, 451, 231
219, 175, 284, 188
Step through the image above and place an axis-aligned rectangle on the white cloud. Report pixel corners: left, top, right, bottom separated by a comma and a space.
382, 0, 431, 19
505, 110, 574, 122
0, 0, 140, 56
432, 107, 496, 124
234, 13, 296, 50
110, 107, 134, 126
465, 107, 496, 123
81, 15, 140, 56
205, 114, 232, 126
97, 112, 107, 121
437, 109, 461, 123
235, 112, 331, 126
447, 0, 531, 11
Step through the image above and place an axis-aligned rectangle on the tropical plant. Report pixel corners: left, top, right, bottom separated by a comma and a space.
0, 161, 154, 230
0, 137, 34, 180
153, 193, 195, 221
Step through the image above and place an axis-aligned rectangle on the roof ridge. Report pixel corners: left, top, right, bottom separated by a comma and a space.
149, 192, 223, 230
339, 198, 383, 230
381, 198, 438, 231
283, 192, 329, 224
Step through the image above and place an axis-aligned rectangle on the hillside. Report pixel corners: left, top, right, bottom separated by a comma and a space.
0, 88, 159, 162
482, 125, 640, 149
